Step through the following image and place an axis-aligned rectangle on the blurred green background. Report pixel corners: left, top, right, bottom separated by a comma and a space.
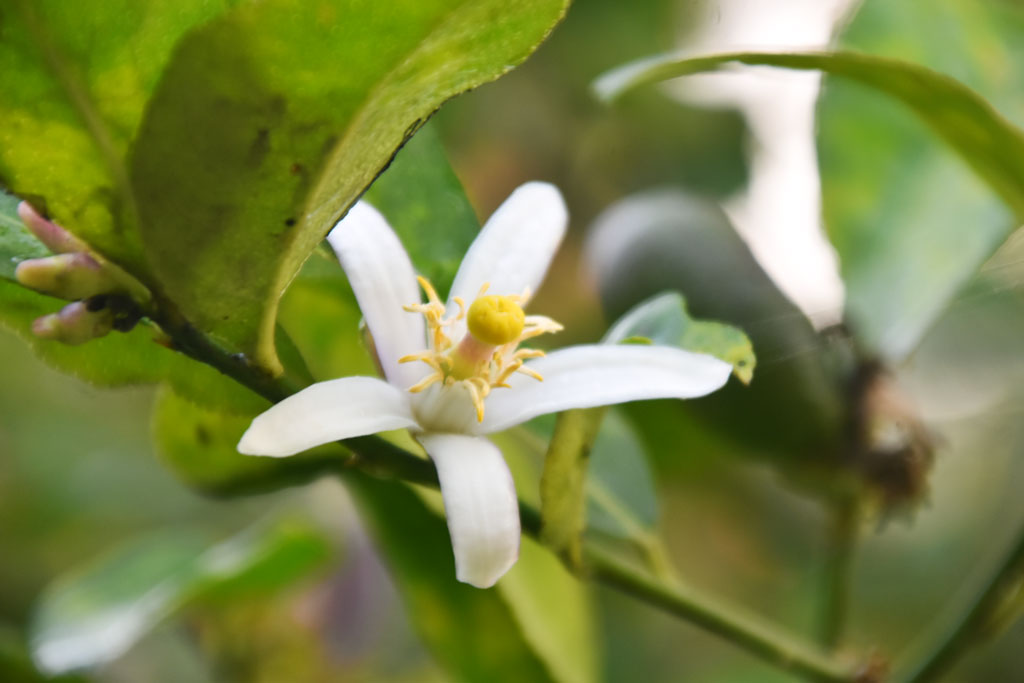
5, 0, 1024, 681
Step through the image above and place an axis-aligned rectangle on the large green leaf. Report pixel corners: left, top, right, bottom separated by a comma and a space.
498, 535, 599, 683
346, 473, 558, 683
131, 0, 568, 374
0, 280, 267, 413
0, 190, 49, 282
0, 0, 230, 274
594, 46, 1024, 358
818, 0, 1024, 358
152, 385, 344, 496
29, 519, 330, 674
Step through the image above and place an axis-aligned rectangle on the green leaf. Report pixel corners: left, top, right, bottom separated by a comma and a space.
131, 0, 569, 374
0, 280, 267, 413
594, 48, 1024, 358
819, 0, 1024, 358
498, 536, 599, 683
0, 190, 49, 282
585, 410, 658, 540
152, 385, 345, 496
29, 519, 331, 674
366, 122, 480, 295
0, 0, 231, 274
594, 50, 1024, 216
345, 472, 558, 683
604, 291, 755, 384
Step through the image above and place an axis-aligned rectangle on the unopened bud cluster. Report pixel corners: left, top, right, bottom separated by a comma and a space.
15, 202, 141, 345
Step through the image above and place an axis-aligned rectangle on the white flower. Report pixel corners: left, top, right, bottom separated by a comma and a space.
238, 182, 732, 588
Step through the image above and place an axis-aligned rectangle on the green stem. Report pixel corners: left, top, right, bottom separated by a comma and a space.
584, 543, 862, 683
151, 304, 867, 683
900, 518, 1024, 683
820, 494, 859, 650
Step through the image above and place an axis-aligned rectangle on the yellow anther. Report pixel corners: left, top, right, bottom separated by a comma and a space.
417, 276, 442, 305
467, 295, 525, 346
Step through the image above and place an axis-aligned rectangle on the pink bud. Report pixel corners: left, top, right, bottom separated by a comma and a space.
15, 252, 117, 300
17, 201, 90, 254
30, 301, 114, 345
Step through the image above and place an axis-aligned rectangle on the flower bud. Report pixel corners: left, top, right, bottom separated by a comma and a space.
15, 252, 120, 300
17, 202, 90, 254
31, 301, 114, 345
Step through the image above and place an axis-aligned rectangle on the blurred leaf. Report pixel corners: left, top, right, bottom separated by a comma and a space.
605, 291, 755, 384
498, 536, 599, 683
0, 0, 230, 274
585, 410, 658, 539
30, 519, 330, 674
152, 385, 345, 496
540, 407, 607, 568
820, 0, 1024, 359
278, 252, 377, 382
585, 189, 847, 463
0, 280, 267, 413
595, 51, 1024, 217
0, 191, 49, 282
345, 472, 557, 683
131, 0, 569, 374
366, 122, 480, 295
595, 47, 1024, 358
515, 412, 659, 548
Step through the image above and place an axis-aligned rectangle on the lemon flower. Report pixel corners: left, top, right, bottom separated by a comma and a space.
238, 182, 732, 587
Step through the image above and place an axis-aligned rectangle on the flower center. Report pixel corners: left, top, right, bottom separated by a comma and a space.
467, 295, 525, 346
399, 276, 562, 423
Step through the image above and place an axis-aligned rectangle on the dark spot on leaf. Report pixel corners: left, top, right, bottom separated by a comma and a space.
284, 218, 296, 227
247, 128, 271, 166
289, 163, 303, 175
195, 425, 211, 446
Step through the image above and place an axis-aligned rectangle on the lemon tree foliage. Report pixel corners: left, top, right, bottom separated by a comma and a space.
0, 0, 569, 374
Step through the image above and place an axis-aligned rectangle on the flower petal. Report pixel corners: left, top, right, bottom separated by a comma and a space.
448, 182, 567, 318
327, 201, 428, 389
417, 433, 520, 588
478, 344, 732, 433
238, 377, 417, 457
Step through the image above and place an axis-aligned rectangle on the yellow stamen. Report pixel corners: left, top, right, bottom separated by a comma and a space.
401, 276, 560, 423
408, 372, 443, 393
517, 366, 544, 382
465, 378, 486, 422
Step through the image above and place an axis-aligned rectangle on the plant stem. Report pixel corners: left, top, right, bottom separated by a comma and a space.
152, 304, 868, 683
820, 493, 859, 650
900, 518, 1024, 683
584, 543, 863, 683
